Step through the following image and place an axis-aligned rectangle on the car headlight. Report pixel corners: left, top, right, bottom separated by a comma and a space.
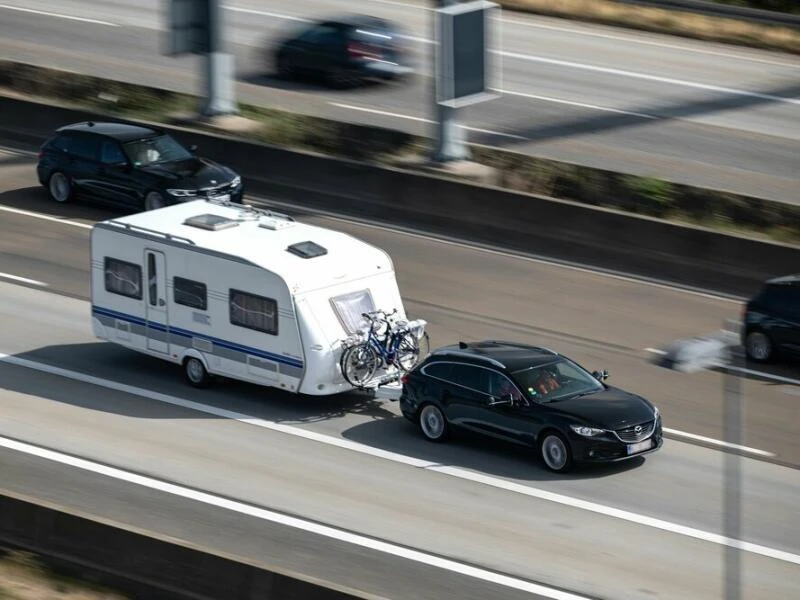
569, 425, 605, 437
230, 175, 242, 188
653, 406, 660, 421
166, 189, 197, 197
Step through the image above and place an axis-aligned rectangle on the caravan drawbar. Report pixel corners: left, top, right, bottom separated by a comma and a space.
90, 198, 411, 395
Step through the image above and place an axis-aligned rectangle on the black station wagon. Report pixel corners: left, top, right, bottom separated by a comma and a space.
37, 121, 244, 211
400, 341, 663, 473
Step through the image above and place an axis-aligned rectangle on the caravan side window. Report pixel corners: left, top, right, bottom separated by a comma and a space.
104, 257, 142, 300
229, 289, 278, 335
174, 277, 207, 310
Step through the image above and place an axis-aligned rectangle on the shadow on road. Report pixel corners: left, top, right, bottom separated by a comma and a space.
0, 186, 130, 223
2, 342, 651, 481
470, 81, 800, 148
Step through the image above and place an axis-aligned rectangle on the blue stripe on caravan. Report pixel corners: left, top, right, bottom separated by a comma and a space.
92, 306, 304, 369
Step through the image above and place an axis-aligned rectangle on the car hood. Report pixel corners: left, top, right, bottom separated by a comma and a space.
140, 158, 234, 188
551, 387, 655, 430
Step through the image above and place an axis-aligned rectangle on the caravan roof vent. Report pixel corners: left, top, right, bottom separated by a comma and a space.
258, 216, 295, 231
287, 241, 328, 259
183, 213, 240, 231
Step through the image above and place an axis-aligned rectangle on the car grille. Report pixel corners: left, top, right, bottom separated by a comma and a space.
198, 182, 232, 197
615, 420, 655, 443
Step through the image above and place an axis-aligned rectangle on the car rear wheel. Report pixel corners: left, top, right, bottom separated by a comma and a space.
418, 403, 449, 442
745, 330, 773, 362
184, 357, 211, 388
48, 172, 73, 203
327, 65, 357, 89
144, 191, 166, 211
539, 431, 573, 473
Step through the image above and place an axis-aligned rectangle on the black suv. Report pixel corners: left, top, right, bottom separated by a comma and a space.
399, 341, 662, 473
273, 15, 414, 88
742, 274, 800, 363
37, 121, 244, 211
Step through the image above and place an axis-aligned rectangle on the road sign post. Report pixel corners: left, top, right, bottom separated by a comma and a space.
166, 0, 236, 116
432, 0, 499, 163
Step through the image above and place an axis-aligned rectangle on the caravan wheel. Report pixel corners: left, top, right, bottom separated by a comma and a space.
184, 357, 211, 388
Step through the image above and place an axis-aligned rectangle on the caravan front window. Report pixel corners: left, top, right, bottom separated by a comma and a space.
104, 257, 142, 300
230, 289, 278, 335
331, 289, 375, 334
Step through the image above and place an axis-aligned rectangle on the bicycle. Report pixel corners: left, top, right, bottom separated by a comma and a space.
340, 309, 430, 388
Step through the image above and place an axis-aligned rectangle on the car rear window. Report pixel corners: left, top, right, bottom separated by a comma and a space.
50, 135, 72, 152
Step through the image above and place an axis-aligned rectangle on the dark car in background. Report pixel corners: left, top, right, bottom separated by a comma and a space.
37, 122, 244, 211
742, 274, 800, 363
273, 15, 415, 88
399, 341, 662, 473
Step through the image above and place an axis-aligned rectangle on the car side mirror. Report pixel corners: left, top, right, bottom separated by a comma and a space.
489, 393, 514, 407
189, 144, 198, 153
592, 369, 609, 381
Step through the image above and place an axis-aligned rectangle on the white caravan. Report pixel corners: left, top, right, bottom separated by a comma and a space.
90, 199, 410, 395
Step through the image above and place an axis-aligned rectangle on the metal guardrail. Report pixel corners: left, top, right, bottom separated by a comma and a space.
617, 0, 800, 27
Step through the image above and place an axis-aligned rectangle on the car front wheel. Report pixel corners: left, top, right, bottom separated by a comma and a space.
745, 330, 773, 362
48, 172, 73, 203
539, 431, 573, 473
418, 403, 449, 442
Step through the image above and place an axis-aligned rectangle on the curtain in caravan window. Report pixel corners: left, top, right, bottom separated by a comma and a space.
330, 289, 375, 334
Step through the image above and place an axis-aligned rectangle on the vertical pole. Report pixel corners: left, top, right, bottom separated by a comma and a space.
432, 0, 470, 163
201, 0, 236, 116
723, 336, 742, 600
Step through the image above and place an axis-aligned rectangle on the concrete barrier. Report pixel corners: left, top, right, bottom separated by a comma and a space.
1, 95, 797, 297
0, 492, 361, 600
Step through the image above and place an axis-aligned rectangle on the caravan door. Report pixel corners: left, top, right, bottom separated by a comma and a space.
145, 249, 169, 354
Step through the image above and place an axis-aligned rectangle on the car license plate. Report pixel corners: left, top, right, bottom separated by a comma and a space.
627, 439, 653, 454
209, 194, 230, 202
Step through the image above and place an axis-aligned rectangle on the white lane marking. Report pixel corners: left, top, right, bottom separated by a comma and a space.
498, 88, 659, 119
0, 195, 743, 304
0, 272, 47, 287
498, 50, 800, 106
662, 428, 775, 457
224, 5, 309, 22
0, 4, 118, 27
0, 436, 591, 600
1, 352, 797, 566
318, 0, 800, 67
284, 200, 743, 304
645, 347, 800, 386
0, 204, 93, 229
329, 103, 529, 140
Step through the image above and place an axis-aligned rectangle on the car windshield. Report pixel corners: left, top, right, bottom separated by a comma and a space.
123, 135, 192, 166
512, 357, 604, 403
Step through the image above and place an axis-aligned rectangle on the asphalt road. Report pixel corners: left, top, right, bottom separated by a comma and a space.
0, 0, 798, 203
1, 143, 800, 598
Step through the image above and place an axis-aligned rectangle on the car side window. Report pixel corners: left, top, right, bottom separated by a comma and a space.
70, 134, 100, 160
100, 139, 127, 165
480, 369, 520, 399
449, 364, 481, 391
51, 135, 72, 152
299, 24, 340, 45
422, 362, 454, 382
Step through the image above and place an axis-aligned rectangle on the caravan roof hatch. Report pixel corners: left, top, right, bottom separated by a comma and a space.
184, 213, 240, 231
287, 241, 328, 259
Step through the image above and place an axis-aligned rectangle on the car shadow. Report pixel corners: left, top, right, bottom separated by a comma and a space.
4, 342, 649, 481
340, 414, 649, 482
238, 70, 388, 94
0, 186, 124, 222
2, 342, 396, 424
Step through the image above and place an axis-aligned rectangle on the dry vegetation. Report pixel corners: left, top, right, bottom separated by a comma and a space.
0, 551, 128, 600
465, 0, 800, 54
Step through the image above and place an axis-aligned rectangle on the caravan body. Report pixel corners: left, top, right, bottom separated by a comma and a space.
90, 199, 406, 395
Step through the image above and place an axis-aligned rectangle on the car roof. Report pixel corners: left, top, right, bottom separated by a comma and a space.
765, 274, 800, 286
55, 121, 161, 142
428, 340, 560, 373
325, 14, 393, 30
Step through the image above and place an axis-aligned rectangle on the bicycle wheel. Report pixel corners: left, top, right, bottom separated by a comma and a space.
341, 343, 379, 387
395, 332, 423, 372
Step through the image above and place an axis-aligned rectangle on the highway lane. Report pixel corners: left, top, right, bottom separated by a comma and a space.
0, 144, 799, 465
0, 1, 798, 203
1, 285, 800, 600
